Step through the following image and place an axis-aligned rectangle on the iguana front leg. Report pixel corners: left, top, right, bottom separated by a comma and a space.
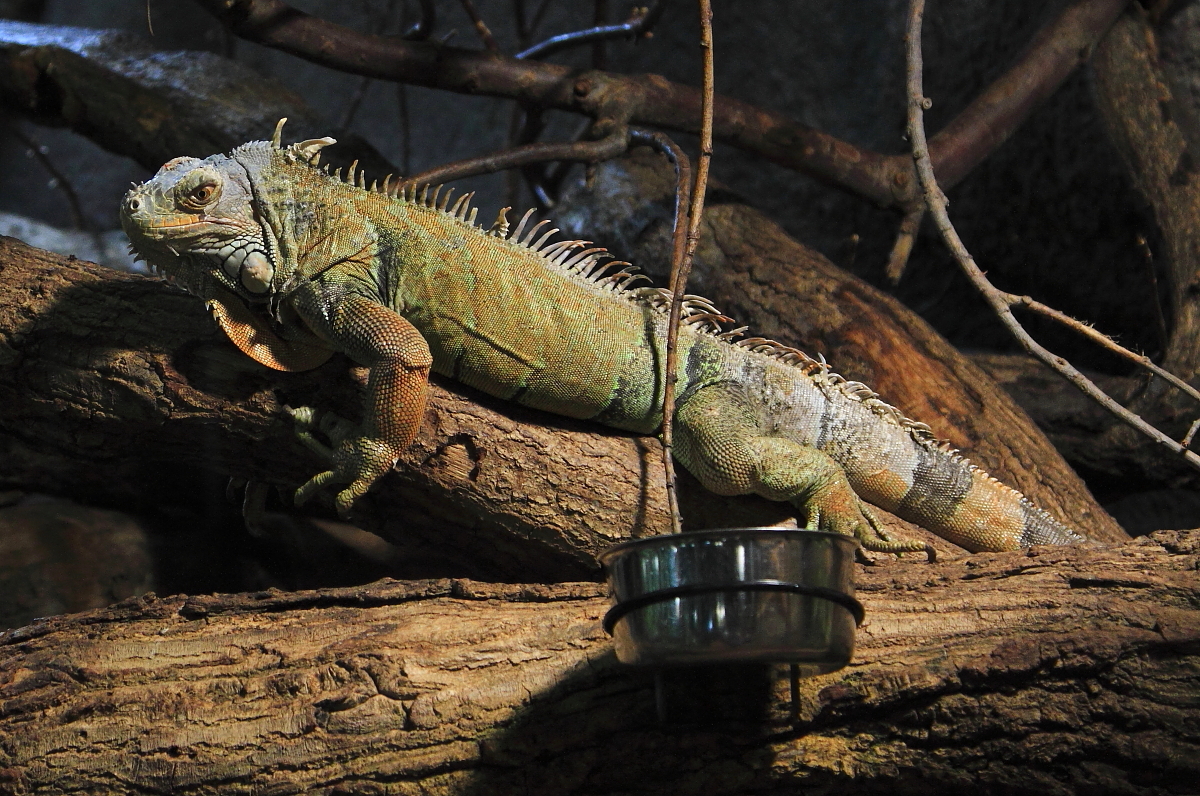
289, 286, 433, 516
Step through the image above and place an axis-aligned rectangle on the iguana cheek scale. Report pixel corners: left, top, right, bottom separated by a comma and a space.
120, 124, 1090, 554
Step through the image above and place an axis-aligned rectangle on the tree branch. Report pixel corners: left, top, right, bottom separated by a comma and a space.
399, 129, 631, 189
905, 0, 1200, 472
189, 0, 1127, 213
659, 0, 713, 536
514, 0, 665, 61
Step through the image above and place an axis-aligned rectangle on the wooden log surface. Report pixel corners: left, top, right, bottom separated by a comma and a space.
0, 530, 1196, 795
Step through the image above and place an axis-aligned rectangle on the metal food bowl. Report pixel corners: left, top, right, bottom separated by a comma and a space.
600, 528, 862, 672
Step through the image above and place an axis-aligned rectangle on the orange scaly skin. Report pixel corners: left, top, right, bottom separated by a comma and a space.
120, 128, 1090, 554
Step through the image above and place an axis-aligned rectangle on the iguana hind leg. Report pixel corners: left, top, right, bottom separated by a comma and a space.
674, 383, 931, 557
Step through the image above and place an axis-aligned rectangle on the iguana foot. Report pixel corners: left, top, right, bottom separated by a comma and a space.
852, 501, 936, 562
799, 490, 934, 562
286, 406, 400, 518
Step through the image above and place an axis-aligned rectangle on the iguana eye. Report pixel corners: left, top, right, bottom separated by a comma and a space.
181, 182, 222, 210
178, 176, 222, 211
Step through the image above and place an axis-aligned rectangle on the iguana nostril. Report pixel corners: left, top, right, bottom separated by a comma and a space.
127, 197, 141, 213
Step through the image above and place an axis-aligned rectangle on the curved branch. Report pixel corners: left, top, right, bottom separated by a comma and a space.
399, 130, 631, 188
192, 0, 1128, 214
905, 0, 1200, 471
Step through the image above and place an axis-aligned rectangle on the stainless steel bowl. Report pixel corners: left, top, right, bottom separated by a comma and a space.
600, 528, 861, 671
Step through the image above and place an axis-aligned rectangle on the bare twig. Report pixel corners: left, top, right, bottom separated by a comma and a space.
904, 0, 1200, 472
459, 0, 500, 53
659, 0, 713, 535
515, 1, 665, 61
398, 129, 632, 188
885, 205, 924, 283
1012, 294, 1200, 407
1184, 418, 1200, 450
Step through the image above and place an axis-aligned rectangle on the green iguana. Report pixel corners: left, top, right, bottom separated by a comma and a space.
120, 124, 1089, 555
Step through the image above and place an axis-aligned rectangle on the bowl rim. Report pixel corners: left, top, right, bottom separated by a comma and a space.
598, 527, 858, 566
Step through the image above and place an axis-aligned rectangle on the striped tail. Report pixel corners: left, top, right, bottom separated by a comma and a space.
858, 442, 1089, 552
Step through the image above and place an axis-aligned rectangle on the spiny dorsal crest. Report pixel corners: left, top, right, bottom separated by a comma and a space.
265, 120, 947, 450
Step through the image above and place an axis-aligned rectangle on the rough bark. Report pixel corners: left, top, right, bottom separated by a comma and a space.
1, 530, 1197, 795
1091, 9, 1200, 486
557, 149, 1127, 543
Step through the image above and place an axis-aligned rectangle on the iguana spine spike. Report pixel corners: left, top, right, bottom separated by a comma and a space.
271, 117, 287, 148
333, 167, 343, 182
511, 208, 536, 242
382, 175, 392, 194
449, 192, 470, 218
438, 187, 455, 212
578, 253, 613, 279
348, 160, 358, 183
522, 220, 552, 247
561, 247, 603, 270
467, 207, 478, 226
370, 179, 378, 192
488, 207, 511, 236
531, 227, 558, 251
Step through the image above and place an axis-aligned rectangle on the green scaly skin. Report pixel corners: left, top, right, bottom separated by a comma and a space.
120, 129, 1090, 555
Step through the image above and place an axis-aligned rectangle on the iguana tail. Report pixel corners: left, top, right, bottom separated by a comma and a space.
847, 437, 1089, 552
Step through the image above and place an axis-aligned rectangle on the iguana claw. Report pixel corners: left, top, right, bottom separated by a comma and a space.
288, 406, 400, 518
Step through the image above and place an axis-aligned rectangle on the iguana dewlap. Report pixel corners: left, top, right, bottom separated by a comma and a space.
120, 127, 1089, 554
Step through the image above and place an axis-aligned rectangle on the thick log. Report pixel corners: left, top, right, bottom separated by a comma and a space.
0, 530, 1196, 794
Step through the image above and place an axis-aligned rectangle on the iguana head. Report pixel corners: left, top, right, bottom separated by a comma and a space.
121, 150, 276, 301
